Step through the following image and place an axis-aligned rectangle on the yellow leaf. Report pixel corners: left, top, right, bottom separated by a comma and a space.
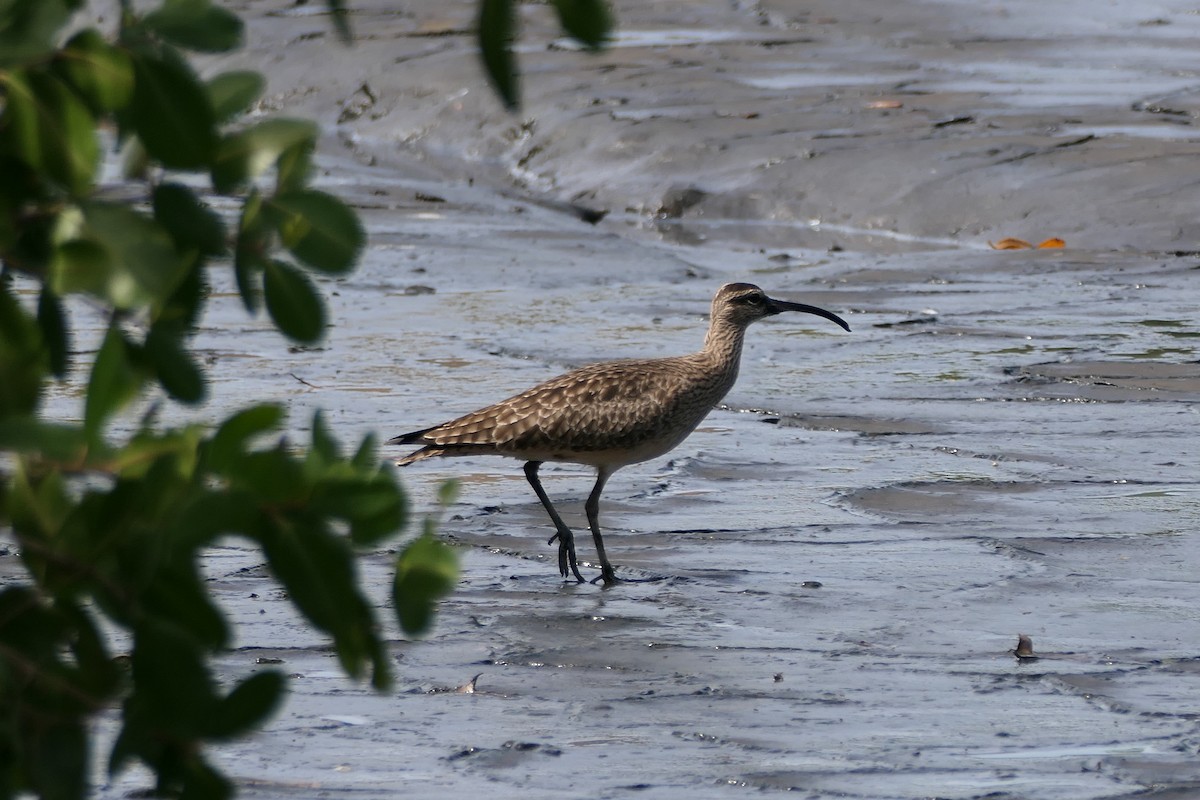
989, 237, 1032, 250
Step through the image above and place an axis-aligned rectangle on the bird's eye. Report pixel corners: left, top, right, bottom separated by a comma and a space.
744, 294, 764, 305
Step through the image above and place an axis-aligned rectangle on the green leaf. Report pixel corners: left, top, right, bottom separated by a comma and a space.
230, 449, 306, 502
314, 477, 408, 546
263, 259, 325, 343
0, 418, 87, 461
478, 0, 518, 110
211, 118, 317, 194
48, 238, 111, 299
129, 50, 218, 169
25, 718, 87, 800
351, 432, 378, 470
206, 70, 265, 123
7, 457, 73, 540
85, 325, 143, 439
120, 133, 150, 180
551, 0, 611, 49
37, 288, 69, 377
104, 425, 201, 478
0, 69, 98, 196
127, 619, 217, 735
142, 0, 243, 53
141, 565, 228, 650
207, 404, 283, 472
0, 0, 75, 67
437, 478, 461, 507
234, 191, 268, 313
153, 182, 228, 257
274, 139, 313, 194
0, 284, 48, 417
393, 534, 458, 636
207, 671, 285, 740
61, 600, 121, 698
177, 756, 232, 800
259, 516, 384, 684
55, 28, 135, 112
169, 492, 259, 550
160, 256, 206, 330
144, 324, 207, 404
59, 201, 189, 308
310, 410, 341, 465
264, 190, 365, 275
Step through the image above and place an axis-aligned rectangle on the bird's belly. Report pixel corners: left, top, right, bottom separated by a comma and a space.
535, 430, 694, 469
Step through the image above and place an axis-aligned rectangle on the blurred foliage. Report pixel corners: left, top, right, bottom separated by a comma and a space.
1, 0, 612, 796
0, 0, 466, 797
479, 0, 612, 108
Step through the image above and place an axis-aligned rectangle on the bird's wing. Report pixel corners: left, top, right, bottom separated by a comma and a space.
409, 358, 710, 454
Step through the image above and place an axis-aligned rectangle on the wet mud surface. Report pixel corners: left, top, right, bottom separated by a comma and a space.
11, 0, 1200, 797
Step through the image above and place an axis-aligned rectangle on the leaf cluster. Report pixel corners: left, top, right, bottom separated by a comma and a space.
479, 0, 613, 108
0, 1, 458, 798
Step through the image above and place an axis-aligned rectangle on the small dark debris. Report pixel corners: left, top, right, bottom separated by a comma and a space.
657, 185, 708, 219
874, 315, 938, 328
255, 657, 284, 665
572, 205, 609, 224
403, 285, 436, 296
1013, 633, 1039, 661
1132, 103, 1190, 117
773, 673, 784, 683
447, 747, 479, 762
801, 581, 823, 589
1055, 134, 1095, 149
415, 192, 446, 203
933, 115, 975, 128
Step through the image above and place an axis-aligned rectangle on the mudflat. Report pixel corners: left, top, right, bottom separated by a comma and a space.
43, 0, 1200, 797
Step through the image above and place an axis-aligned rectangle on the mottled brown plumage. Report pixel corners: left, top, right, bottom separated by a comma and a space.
391, 283, 849, 585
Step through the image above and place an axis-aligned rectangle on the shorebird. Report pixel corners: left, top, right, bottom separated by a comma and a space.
390, 283, 850, 586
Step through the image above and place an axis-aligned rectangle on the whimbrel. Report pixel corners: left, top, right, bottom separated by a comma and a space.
391, 283, 850, 585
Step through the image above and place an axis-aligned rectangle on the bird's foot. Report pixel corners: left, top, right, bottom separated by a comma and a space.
549, 531, 585, 583
590, 564, 619, 587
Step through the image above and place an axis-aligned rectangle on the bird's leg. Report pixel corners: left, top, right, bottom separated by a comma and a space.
585, 467, 618, 586
523, 461, 585, 583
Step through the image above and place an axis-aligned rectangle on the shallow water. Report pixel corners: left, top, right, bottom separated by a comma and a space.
12, 0, 1200, 797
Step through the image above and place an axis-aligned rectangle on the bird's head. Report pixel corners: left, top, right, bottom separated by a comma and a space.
711, 283, 850, 331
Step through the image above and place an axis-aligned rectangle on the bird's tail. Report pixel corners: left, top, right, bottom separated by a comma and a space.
395, 447, 439, 467
388, 427, 438, 466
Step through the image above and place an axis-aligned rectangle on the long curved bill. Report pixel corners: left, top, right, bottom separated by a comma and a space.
766, 297, 851, 332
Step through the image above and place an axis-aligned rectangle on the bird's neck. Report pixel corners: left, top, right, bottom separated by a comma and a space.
701, 315, 747, 376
